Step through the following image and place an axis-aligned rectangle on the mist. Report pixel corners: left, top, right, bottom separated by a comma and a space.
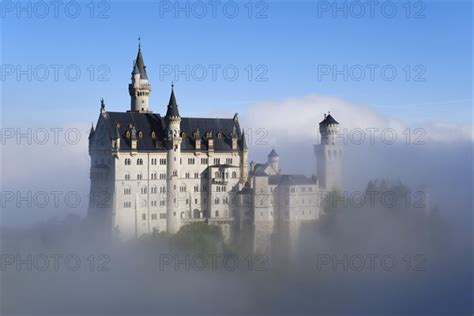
1, 95, 472, 315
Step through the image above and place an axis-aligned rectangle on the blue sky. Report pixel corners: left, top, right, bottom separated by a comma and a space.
1, 0, 472, 127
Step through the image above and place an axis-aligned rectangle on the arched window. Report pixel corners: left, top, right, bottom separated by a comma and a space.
137, 158, 143, 165
232, 171, 237, 178
215, 171, 219, 178
215, 210, 219, 217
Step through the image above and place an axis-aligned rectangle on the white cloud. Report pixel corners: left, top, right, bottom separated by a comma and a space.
241, 93, 473, 145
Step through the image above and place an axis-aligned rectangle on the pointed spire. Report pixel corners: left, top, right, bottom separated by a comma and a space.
231, 124, 238, 138
242, 129, 248, 150
115, 122, 121, 139
268, 148, 279, 158
166, 83, 180, 118
132, 39, 148, 80
89, 123, 95, 139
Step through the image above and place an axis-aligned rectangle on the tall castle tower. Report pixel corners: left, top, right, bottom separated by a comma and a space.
165, 84, 182, 234
129, 42, 151, 112
315, 112, 343, 191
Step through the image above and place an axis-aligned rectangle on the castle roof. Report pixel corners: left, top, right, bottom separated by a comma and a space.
132, 47, 148, 80
268, 148, 279, 158
165, 85, 180, 118
100, 111, 244, 152
319, 114, 339, 125
269, 174, 317, 186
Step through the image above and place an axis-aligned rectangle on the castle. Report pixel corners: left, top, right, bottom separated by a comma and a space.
88, 45, 343, 253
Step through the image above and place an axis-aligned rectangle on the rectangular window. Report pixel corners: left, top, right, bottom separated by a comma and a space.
160, 158, 167, 165
213, 158, 220, 165
226, 158, 232, 165
201, 158, 208, 165
188, 158, 195, 165
160, 213, 166, 219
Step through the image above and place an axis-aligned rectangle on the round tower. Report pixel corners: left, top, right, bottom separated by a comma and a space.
129, 42, 151, 112
165, 84, 182, 234
315, 112, 343, 191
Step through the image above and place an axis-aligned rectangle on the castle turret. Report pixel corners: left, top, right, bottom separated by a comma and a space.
315, 112, 343, 191
241, 130, 249, 183
129, 42, 151, 112
165, 84, 182, 234
267, 148, 280, 174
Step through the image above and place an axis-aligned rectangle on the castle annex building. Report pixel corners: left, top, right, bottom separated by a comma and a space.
88, 45, 343, 253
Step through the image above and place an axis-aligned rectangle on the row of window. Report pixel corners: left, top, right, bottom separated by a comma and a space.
124, 157, 236, 166
290, 186, 314, 193
139, 213, 167, 221
214, 171, 238, 179
123, 171, 238, 181
137, 210, 231, 220
124, 198, 209, 208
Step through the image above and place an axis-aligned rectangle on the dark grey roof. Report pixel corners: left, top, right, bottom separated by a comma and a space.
319, 114, 339, 125
269, 174, 317, 186
252, 163, 268, 176
166, 87, 180, 118
268, 148, 279, 158
99, 112, 244, 152
209, 164, 239, 168
132, 48, 148, 80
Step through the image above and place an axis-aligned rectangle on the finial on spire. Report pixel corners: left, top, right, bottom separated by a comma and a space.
171, 81, 174, 89
100, 98, 105, 109
138, 36, 141, 50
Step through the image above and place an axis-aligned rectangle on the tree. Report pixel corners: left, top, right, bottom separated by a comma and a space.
171, 222, 225, 254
